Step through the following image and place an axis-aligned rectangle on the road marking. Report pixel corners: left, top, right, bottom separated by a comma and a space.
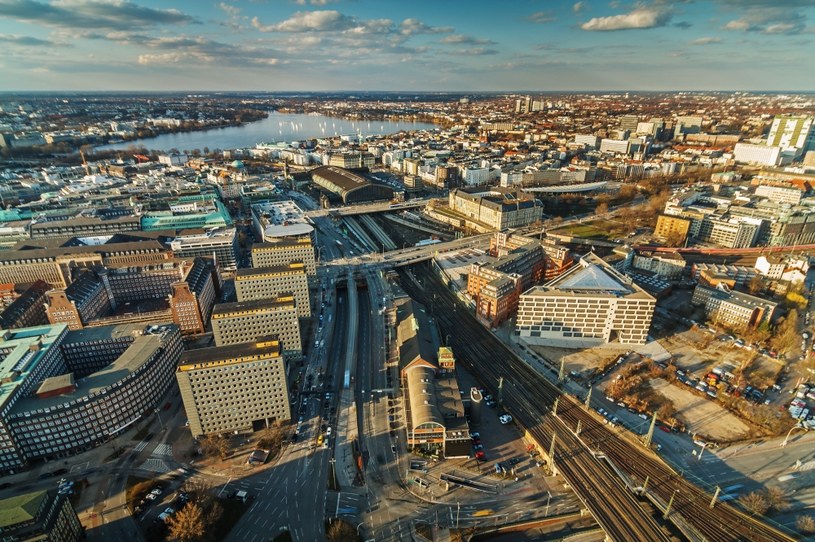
133, 441, 148, 452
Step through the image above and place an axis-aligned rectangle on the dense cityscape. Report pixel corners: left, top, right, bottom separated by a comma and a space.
2, 1, 815, 542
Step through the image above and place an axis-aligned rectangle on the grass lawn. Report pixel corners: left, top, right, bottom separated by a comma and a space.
551, 219, 627, 240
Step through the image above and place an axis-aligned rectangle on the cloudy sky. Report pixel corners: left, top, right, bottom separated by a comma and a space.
1, 0, 814, 91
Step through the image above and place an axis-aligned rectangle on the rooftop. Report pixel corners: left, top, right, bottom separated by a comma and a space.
212, 296, 297, 317
0, 490, 47, 529
0, 324, 68, 409
179, 338, 281, 368
251, 200, 314, 239
235, 262, 306, 279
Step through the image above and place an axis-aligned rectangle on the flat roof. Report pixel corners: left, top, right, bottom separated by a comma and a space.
251, 200, 313, 239
212, 296, 296, 317
235, 263, 306, 279
0, 325, 68, 409
179, 338, 281, 367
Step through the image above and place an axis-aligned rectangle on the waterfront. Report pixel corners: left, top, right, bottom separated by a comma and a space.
99, 111, 437, 152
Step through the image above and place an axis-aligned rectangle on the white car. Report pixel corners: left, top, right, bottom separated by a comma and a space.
499, 414, 513, 425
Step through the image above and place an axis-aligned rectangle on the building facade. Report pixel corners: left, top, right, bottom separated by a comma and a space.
251, 237, 316, 275
691, 284, 777, 329
169, 227, 238, 271
234, 263, 310, 317
177, 338, 290, 439
211, 296, 302, 361
0, 490, 83, 542
0, 280, 50, 329
448, 189, 543, 231
516, 254, 656, 348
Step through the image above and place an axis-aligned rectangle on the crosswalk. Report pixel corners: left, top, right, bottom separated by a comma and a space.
134, 441, 148, 453
138, 442, 174, 472
152, 443, 174, 457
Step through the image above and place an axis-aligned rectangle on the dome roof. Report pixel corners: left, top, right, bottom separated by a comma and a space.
230, 160, 245, 169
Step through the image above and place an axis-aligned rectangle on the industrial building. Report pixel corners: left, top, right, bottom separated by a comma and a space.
211, 296, 302, 361
516, 253, 656, 348
397, 298, 470, 458
0, 323, 183, 473
177, 337, 290, 438
310, 165, 394, 205
234, 262, 310, 317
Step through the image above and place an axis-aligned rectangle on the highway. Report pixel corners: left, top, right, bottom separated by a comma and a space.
400, 262, 796, 542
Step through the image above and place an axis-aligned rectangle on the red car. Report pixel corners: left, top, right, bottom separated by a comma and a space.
475, 450, 486, 461
658, 425, 671, 433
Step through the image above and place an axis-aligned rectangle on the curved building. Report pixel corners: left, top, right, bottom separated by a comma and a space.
0, 323, 183, 473
311, 166, 394, 205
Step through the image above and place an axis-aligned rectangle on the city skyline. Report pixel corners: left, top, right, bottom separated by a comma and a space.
1, 0, 815, 92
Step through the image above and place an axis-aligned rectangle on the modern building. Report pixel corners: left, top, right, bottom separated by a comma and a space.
0, 323, 182, 473
168, 227, 239, 271
0, 490, 83, 542
211, 296, 302, 361
0, 280, 50, 329
30, 215, 141, 239
140, 199, 232, 232
177, 337, 290, 439
691, 284, 777, 329
767, 115, 815, 153
234, 263, 310, 317
251, 237, 316, 275
696, 216, 760, 249
516, 253, 656, 348
446, 188, 543, 231
397, 298, 470, 458
45, 257, 218, 335
754, 183, 803, 205
326, 152, 376, 170
250, 200, 314, 243
733, 143, 782, 166
311, 165, 393, 205
0, 239, 170, 288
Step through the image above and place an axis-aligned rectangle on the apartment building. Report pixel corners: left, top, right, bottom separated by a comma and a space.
211, 296, 302, 361
177, 338, 291, 439
516, 253, 656, 347
0, 323, 182, 473
234, 262, 310, 317
654, 214, 691, 245
0, 490, 83, 542
691, 284, 777, 329
754, 184, 803, 206
252, 237, 316, 275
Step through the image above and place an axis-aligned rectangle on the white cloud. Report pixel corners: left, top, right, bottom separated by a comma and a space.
573, 2, 586, 14
690, 37, 721, 45
0, 0, 196, 30
527, 11, 555, 24
720, 3, 809, 34
252, 10, 352, 32
440, 34, 495, 45
581, 7, 672, 31
217, 2, 239, 16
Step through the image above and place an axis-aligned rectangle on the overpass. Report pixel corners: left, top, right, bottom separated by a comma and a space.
305, 198, 436, 218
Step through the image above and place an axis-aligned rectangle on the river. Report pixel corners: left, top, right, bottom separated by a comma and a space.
99, 111, 437, 152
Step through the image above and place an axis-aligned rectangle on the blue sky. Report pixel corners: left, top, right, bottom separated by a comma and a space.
1, 0, 814, 91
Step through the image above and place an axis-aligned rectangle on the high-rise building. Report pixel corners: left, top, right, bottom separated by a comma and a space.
516, 253, 656, 347
177, 337, 290, 438
169, 227, 239, 271
251, 237, 316, 275
767, 115, 815, 153
234, 263, 310, 317
211, 296, 302, 361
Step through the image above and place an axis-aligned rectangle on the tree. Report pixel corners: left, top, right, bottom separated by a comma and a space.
595, 202, 609, 216
770, 310, 799, 355
167, 502, 206, 542
258, 422, 286, 457
766, 486, 790, 512
796, 515, 815, 534
740, 491, 770, 516
200, 434, 230, 460
747, 275, 765, 296
663, 229, 686, 248
326, 518, 359, 542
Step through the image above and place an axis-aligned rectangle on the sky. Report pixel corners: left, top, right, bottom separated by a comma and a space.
1, 0, 814, 92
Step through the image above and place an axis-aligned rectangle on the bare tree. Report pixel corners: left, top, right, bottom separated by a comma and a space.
796, 515, 815, 534
739, 491, 770, 516
167, 502, 206, 542
595, 202, 609, 216
326, 518, 359, 542
770, 310, 799, 355
200, 434, 230, 460
258, 422, 287, 457
747, 275, 765, 296
766, 486, 790, 512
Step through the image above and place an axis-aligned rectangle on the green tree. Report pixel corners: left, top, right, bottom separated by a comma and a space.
167, 502, 206, 542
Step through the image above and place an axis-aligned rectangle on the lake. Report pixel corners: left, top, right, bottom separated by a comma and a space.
99, 111, 437, 152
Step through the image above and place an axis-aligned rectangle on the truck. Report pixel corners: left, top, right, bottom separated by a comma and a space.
235, 490, 248, 503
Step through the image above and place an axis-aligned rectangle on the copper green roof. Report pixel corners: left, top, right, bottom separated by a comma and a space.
0, 490, 47, 528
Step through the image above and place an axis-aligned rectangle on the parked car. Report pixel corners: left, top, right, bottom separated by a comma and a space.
499, 414, 513, 424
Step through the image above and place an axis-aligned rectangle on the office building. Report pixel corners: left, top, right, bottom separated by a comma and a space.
30, 215, 141, 239
327, 152, 376, 170
446, 188, 543, 231
733, 143, 782, 166
0, 280, 50, 329
654, 214, 691, 245
0, 490, 83, 542
697, 216, 760, 249
691, 284, 777, 329
516, 253, 656, 347
140, 199, 232, 232
211, 296, 302, 361
234, 263, 310, 317
177, 338, 290, 439
767, 115, 815, 152
252, 237, 316, 275
251, 200, 314, 243
397, 298, 470, 458
168, 227, 239, 271
45, 258, 218, 335
754, 184, 803, 205
599, 138, 631, 155
0, 324, 182, 473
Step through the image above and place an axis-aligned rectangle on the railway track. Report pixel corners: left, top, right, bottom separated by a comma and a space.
400, 263, 796, 542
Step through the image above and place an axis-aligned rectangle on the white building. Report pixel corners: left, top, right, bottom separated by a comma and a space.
599, 139, 631, 155
516, 253, 655, 348
754, 184, 803, 205
767, 116, 815, 153
733, 143, 781, 166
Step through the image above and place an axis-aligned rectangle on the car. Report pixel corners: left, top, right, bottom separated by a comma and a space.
499, 414, 513, 424
145, 493, 158, 501
326, 427, 332, 437
150, 488, 163, 496
391, 445, 397, 454
597, 408, 606, 416
658, 425, 671, 433
471, 438, 481, 446
469, 432, 480, 439
472, 443, 484, 451
475, 450, 486, 461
